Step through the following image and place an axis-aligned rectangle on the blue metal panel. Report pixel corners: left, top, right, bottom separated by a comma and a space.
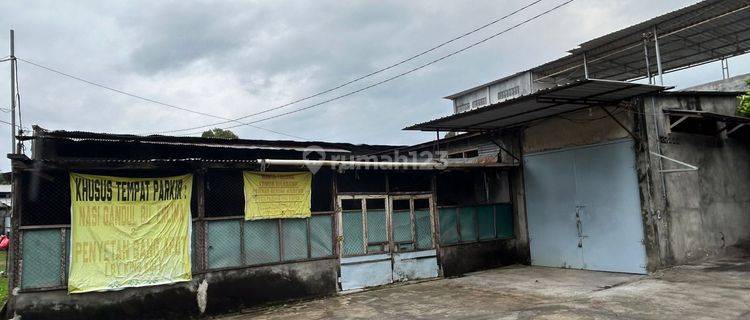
524, 140, 647, 274
524, 147, 584, 269
340, 253, 393, 291
573, 140, 647, 274
393, 249, 439, 282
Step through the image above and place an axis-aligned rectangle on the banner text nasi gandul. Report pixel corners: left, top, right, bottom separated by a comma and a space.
68, 173, 193, 294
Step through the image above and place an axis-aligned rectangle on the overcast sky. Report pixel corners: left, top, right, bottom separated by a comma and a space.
1, 0, 749, 171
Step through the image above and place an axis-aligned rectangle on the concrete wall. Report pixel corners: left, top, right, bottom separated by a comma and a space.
10, 259, 338, 319
523, 106, 632, 154
682, 72, 750, 92
439, 239, 522, 277
646, 95, 750, 265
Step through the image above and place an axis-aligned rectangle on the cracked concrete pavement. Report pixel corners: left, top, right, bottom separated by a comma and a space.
217, 253, 750, 319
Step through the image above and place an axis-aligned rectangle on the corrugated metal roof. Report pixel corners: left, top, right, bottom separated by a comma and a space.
445, 0, 750, 99
406, 79, 666, 131
30, 127, 401, 155
664, 109, 750, 123
534, 0, 750, 82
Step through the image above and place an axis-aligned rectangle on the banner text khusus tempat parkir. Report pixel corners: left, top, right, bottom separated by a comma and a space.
67, 171, 313, 293
68, 173, 193, 293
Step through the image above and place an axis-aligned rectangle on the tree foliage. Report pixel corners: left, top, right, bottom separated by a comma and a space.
739, 79, 750, 117
201, 128, 239, 139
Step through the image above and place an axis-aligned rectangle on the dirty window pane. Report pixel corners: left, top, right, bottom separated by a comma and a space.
438, 208, 459, 244
415, 209, 432, 249
310, 215, 333, 258
495, 203, 515, 239
192, 222, 200, 272
392, 210, 412, 243
366, 209, 387, 245
65, 228, 71, 279
342, 210, 364, 256
477, 205, 495, 240
22, 229, 62, 289
207, 220, 242, 269
245, 219, 280, 265
459, 207, 478, 242
282, 219, 309, 261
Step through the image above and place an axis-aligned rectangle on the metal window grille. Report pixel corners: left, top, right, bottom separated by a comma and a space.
414, 209, 432, 249
366, 209, 387, 252
459, 207, 478, 242
282, 219, 308, 261
495, 203, 515, 238
438, 204, 514, 245
21, 229, 63, 289
392, 210, 412, 243
478, 206, 495, 240
244, 219, 281, 265
207, 220, 242, 269
438, 208, 459, 244
342, 210, 364, 256
310, 214, 333, 258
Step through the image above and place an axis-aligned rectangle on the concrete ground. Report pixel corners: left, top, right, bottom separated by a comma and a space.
218, 255, 750, 320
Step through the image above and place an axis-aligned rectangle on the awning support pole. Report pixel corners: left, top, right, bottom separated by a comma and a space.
583, 52, 589, 79
669, 115, 689, 129
721, 58, 730, 79
643, 38, 652, 84
727, 123, 746, 135
653, 25, 664, 85
649, 152, 698, 173
487, 133, 520, 162
599, 106, 638, 141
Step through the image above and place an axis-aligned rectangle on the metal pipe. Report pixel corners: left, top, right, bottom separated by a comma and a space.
643, 38, 652, 84
583, 52, 589, 79
653, 25, 664, 85
649, 151, 698, 173
259, 158, 445, 170
10, 29, 16, 155
649, 97, 669, 206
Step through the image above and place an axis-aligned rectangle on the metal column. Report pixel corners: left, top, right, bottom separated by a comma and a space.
653, 26, 664, 85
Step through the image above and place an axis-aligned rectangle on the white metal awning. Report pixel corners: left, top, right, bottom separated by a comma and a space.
406, 79, 666, 132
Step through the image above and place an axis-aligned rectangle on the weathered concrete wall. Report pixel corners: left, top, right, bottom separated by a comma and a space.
10, 258, 338, 319
682, 72, 750, 92
439, 239, 523, 277
523, 106, 631, 154
648, 95, 750, 265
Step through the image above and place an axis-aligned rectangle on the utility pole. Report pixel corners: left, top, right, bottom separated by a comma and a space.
10, 29, 16, 155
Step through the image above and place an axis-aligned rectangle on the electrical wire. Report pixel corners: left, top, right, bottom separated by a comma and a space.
16, 57, 306, 140
0, 118, 29, 130
160, 0, 577, 134
155, 0, 546, 135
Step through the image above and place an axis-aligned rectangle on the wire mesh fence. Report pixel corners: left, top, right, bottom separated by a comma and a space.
16, 166, 337, 290
437, 203, 515, 245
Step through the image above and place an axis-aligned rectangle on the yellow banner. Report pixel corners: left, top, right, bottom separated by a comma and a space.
68, 173, 193, 293
243, 172, 312, 220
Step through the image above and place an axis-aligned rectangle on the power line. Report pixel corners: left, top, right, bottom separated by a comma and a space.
0, 118, 28, 130
168, 0, 576, 134
16, 57, 306, 140
154, 0, 547, 135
